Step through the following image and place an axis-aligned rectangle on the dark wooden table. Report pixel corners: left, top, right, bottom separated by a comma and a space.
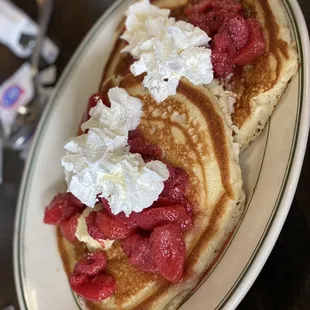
0, 1, 309, 309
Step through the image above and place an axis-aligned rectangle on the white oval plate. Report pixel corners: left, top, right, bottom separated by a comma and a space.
13, 0, 310, 309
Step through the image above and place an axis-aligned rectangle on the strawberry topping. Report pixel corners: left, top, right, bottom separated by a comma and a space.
185, 0, 265, 78
43, 192, 85, 225
232, 19, 266, 66
85, 211, 106, 241
150, 224, 186, 283
128, 130, 163, 161
96, 209, 136, 240
69, 273, 90, 286
161, 164, 189, 202
70, 272, 116, 302
73, 251, 107, 276
134, 205, 192, 231
59, 213, 80, 243
122, 235, 159, 274
70, 251, 116, 302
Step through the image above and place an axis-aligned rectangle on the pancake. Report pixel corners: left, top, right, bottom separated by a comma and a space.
101, 0, 299, 151
58, 73, 245, 309
230, 0, 299, 150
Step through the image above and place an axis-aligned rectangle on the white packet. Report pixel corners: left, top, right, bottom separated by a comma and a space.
0, 63, 57, 138
0, 63, 34, 137
0, 0, 59, 64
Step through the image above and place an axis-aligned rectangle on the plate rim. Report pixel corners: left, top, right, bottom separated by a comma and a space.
13, 0, 310, 309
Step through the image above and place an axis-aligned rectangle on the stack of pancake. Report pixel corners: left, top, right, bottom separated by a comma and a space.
58, 0, 298, 309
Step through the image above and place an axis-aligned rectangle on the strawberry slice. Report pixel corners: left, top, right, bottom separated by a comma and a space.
59, 213, 80, 242
211, 50, 234, 78
43, 193, 85, 225
232, 19, 265, 66
101, 198, 113, 215
128, 129, 163, 161
187, 11, 211, 35
180, 199, 194, 217
161, 166, 188, 201
212, 30, 232, 53
69, 272, 90, 286
150, 224, 186, 283
68, 194, 85, 209
70, 273, 116, 302
86, 211, 106, 240
204, 9, 240, 35
222, 15, 249, 50
74, 251, 107, 276
135, 205, 192, 231
152, 196, 177, 208
122, 235, 159, 274
130, 238, 159, 274
101, 199, 139, 229
102, 202, 192, 233
121, 234, 142, 257
96, 210, 135, 240
69, 251, 116, 302
114, 212, 139, 229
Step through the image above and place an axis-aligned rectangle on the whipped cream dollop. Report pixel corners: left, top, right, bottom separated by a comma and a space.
121, 0, 213, 102
121, 0, 174, 58
62, 87, 169, 216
